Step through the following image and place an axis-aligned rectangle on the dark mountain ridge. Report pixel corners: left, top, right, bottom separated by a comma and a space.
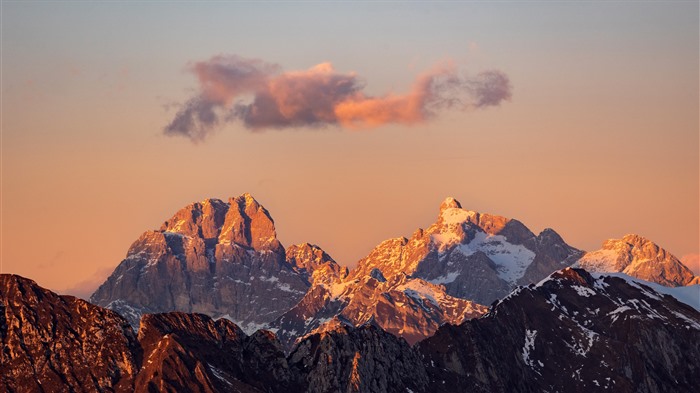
3, 268, 699, 392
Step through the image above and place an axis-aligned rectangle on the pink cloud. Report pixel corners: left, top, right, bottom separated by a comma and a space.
164, 55, 512, 142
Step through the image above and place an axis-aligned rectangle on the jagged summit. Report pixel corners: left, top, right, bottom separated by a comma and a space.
576, 233, 699, 287
439, 196, 462, 211
286, 242, 348, 285
156, 193, 280, 252
90, 193, 341, 333
348, 199, 582, 305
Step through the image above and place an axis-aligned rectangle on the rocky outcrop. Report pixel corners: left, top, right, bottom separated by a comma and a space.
90, 194, 328, 333
1, 274, 139, 392
418, 268, 700, 392
288, 321, 429, 393
576, 234, 699, 287
134, 312, 300, 392
270, 272, 487, 350
269, 197, 581, 349
91, 195, 497, 351
4, 269, 700, 393
351, 197, 583, 305
286, 243, 349, 286
89, 194, 696, 361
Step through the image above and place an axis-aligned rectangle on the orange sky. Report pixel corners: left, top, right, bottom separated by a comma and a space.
2, 2, 698, 296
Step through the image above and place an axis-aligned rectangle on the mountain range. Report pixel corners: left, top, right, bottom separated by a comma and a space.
2, 268, 698, 392
2, 193, 699, 392
89, 194, 698, 349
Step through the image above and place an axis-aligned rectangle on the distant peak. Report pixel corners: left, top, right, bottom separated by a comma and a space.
439, 197, 462, 212
200, 198, 225, 206
231, 192, 260, 208
621, 233, 651, 244
551, 267, 594, 286
601, 234, 658, 251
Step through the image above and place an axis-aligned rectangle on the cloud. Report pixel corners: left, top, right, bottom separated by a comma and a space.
164, 55, 512, 142
681, 253, 700, 275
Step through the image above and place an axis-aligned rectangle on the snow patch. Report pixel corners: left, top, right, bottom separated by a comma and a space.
670, 311, 700, 330
440, 208, 474, 225
571, 285, 596, 297
522, 329, 538, 368
607, 306, 632, 323
455, 232, 536, 284
429, 271, 460, 285
592, 273, 700, 311
207, 365, 233, 386
576, 249, 620, 272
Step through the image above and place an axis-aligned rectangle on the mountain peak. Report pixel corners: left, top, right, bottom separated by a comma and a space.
234, 192, 259, 207
577, 233, 698, 287
619, 233, 653, 246
439, 197, 462, 212
285, 243, 347, 285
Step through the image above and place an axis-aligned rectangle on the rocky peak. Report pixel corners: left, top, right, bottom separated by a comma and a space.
549, 267, 595, 287
348, 199, 579, 308
155, 194, 281, 253
134, 309, 298, 392
160, 198, 228, 239
286, 243, 348, 285
577, 233, 698, 287
439, 197, 462, 211
537, 227, 564, 244
219, 193, 282, 252
433, 201, 535, 246
1, 274, 139, 392
419, 267, 700, 393
91, 193, 309, 333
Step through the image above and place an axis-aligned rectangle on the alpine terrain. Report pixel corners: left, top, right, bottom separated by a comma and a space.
2, 268, 699, 392
576, 234, 700, 286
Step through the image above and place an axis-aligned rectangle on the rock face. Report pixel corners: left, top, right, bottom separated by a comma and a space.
91, 195, 582, 351
271, 272, 486, 349
286, 243, 349, 286
4, 270, 699, 393
90, 194, 340, 333
576, 234, 699, 287
90, 195, 696, 355
134, 312, 300, 392
288, 320, 429, 393
1, 274, 139, 392
350, 198, 584, 305
417, 268, 700, 393
270, 198, 581, 349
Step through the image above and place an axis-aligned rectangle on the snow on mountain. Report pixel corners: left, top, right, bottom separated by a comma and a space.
90, 194, 341, 333
590, 272, 700, 310
90, 194, 699, 358
350, 197, 583, 305
576, 234, 699, 287
419, 267, 700, 393
270, 271, 487, 350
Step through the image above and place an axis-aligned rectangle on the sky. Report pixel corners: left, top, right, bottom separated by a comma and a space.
2, 1, 698, 297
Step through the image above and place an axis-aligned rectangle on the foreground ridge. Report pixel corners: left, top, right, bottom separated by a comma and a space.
3, 269, 699, 392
